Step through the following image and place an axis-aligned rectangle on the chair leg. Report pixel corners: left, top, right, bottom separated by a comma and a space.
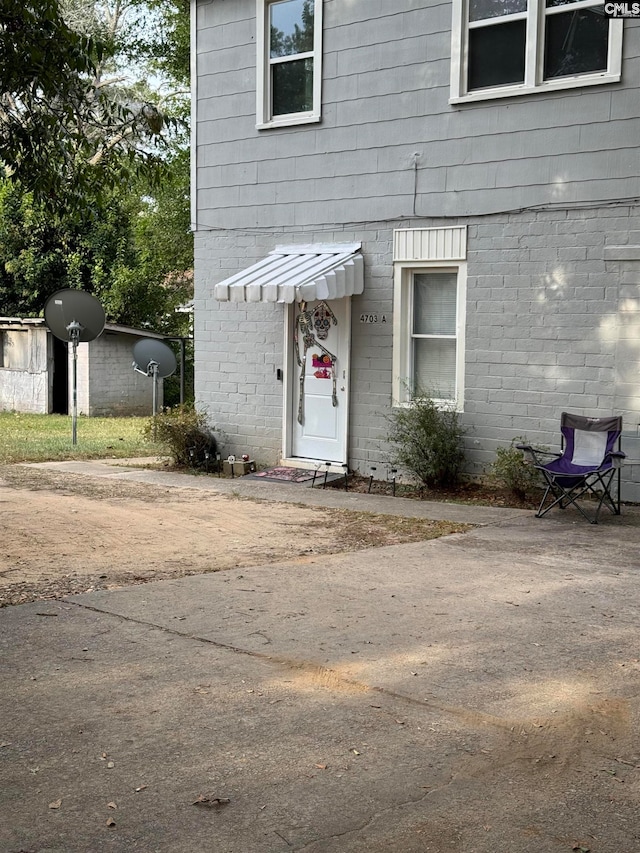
536, 470, 620, 524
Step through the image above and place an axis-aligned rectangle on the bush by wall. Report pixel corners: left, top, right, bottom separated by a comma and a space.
146, 405, 218, 469
490, 437, 541, 501
387, 394, 465, 489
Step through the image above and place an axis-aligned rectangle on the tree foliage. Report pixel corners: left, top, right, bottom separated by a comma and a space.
0, 158, 192, 334
0, 0, 183, 212
0, 0, 193, 335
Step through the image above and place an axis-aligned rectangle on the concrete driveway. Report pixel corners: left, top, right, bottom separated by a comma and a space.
1, 464, 639, 852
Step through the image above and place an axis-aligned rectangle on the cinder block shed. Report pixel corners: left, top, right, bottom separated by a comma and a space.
0, 318, 168, 416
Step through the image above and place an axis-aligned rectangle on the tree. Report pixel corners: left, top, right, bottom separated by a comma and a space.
0, 0, 193, 338
0, 0, 180, 212
0, 162, 192, 334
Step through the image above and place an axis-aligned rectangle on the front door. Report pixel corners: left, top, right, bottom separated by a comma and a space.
289, 298, 350, 464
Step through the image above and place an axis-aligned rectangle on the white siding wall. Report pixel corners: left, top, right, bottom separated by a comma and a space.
0, 327, 49, 413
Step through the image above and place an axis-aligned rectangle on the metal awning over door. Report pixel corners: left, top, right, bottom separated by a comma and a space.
213, 243, 363, 303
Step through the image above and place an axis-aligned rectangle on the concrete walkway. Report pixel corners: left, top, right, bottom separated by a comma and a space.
27, 457, 531, 525
1, 460, 639, 852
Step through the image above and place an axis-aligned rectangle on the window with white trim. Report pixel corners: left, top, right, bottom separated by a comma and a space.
392, 265, 467, 410
450, 0, 623, 102
256, 0, 323, 129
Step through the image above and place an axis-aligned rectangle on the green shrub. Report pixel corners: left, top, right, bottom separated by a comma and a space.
490, 437, 540, 501
145, 406, 218, 469
387, 394, 465, 489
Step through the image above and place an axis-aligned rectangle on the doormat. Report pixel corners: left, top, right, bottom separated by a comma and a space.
252, 467, 316, 483
248, 467, 344, 486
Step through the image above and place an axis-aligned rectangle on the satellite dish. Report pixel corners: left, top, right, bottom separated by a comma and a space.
43, 289, 106, 446
44, 289, 105, 343
132, 338, 177, 379
132, 338, 177, 432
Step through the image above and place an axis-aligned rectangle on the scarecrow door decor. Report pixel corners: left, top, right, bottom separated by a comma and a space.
294, 300, 338, 425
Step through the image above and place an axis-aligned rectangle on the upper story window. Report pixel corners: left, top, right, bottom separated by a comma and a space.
256, 0, 323, 129
450, 0, 623, 102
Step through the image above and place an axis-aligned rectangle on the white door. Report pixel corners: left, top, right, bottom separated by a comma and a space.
289, 298, 350, 464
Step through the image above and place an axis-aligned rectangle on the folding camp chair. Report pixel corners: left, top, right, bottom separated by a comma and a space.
517, 413, 625, 524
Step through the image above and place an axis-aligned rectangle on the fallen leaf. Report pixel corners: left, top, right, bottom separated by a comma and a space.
49, 799, 62, 810
192, 795, 231, 808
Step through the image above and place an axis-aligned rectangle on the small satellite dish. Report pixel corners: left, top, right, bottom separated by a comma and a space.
44, 289, 106, 446
44, 289, 105, 343
132, 338, 177, 379
132, 339, 177, 432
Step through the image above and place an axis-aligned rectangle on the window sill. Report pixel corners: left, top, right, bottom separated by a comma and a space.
256, 114, 321, 131
450, 70, 621, 105
392, 396, 464, 413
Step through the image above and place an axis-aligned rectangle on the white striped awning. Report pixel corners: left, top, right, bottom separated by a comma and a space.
213, 243, 364, 303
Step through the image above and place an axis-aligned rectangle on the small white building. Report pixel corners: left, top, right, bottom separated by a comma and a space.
0, 318, 167, 416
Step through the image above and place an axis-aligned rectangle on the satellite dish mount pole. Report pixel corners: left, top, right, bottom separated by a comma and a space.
67, 320, 83, 446
44, 290, 105, 447
149, 360, 159, 439
132, 339, 176, 441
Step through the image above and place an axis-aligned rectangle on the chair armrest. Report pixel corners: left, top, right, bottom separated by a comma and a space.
516, 444, 536, 464
516, 444, 560, 465
609, 450, 626, 469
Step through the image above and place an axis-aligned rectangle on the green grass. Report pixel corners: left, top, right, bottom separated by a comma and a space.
0, 412, 162, 464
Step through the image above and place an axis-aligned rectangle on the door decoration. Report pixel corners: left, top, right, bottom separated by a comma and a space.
313, 353, 332, 380
313, 302, 337, 340
294, 300, 338, 425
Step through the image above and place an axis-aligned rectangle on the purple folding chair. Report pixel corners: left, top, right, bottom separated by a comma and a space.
517, 413, 625, 524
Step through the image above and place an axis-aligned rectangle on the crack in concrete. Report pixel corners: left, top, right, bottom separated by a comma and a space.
68, 598, 511, 731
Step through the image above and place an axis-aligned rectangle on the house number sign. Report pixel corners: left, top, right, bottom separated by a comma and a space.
360, 313, 387, 324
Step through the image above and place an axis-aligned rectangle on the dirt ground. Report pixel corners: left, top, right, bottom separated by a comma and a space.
0, 464, 468, 607
2, 464, 640, 851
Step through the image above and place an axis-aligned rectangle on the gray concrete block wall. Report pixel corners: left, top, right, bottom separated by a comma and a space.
194, 241, 287, 463
464, 206, 640, 505
76, 334, 159, 417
